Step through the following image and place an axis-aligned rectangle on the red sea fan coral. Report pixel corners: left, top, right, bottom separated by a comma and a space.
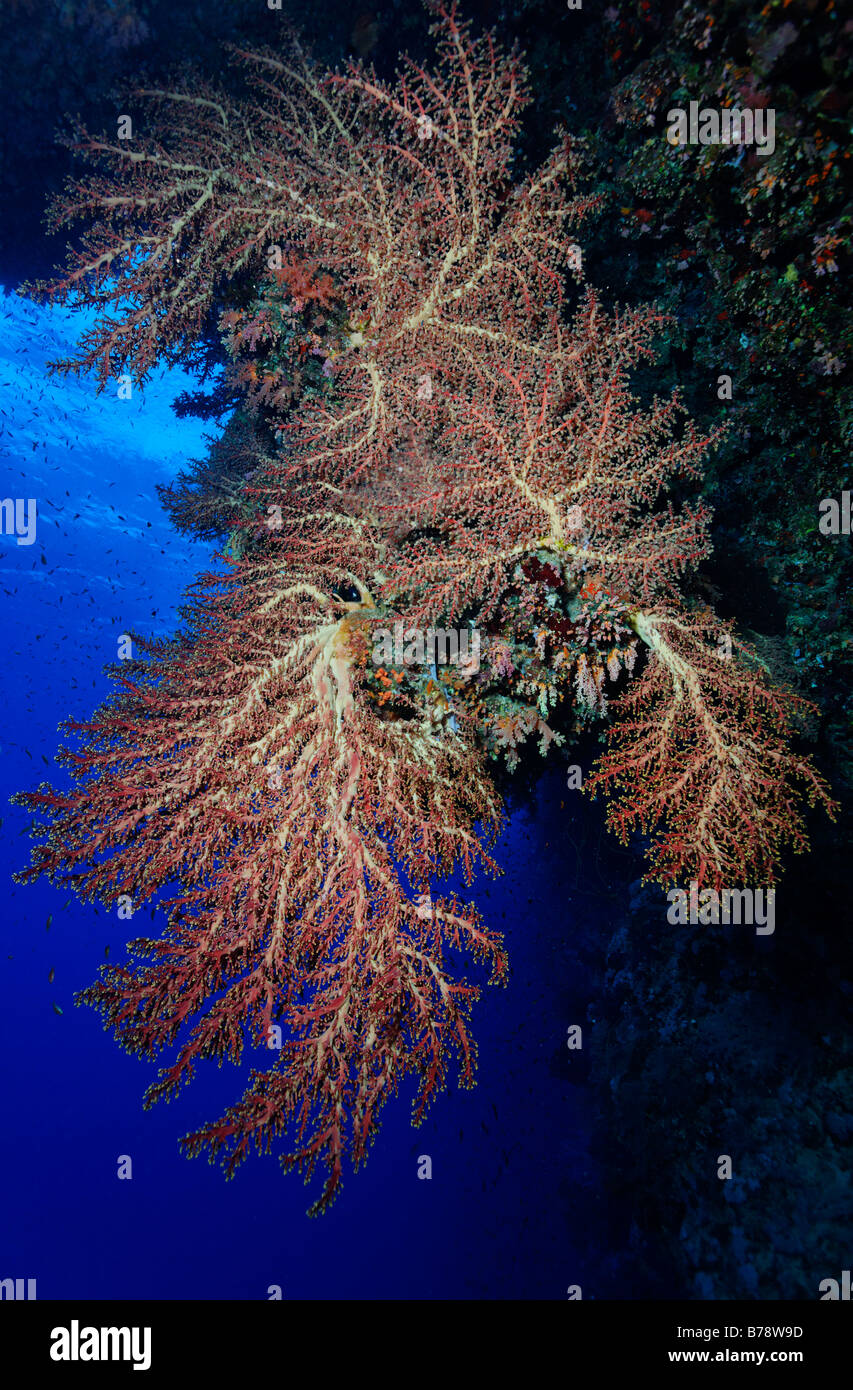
31, 2, 597, 471
14, 1, 836, 1210
16, 498, 504, 1212
380, 305, 834, 887
585, 609, 834, 890
384, 295, 714, 620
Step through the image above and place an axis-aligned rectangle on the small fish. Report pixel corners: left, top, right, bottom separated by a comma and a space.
52, 1002, 63, 1015
104, 945, 110, 957
48, 967, 55, 983
46, 914, 52, 930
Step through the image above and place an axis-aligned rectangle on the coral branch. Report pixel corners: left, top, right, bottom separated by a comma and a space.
16, 507, 503, 1210
15, 0, 836, 1210
587, 608, 836, 888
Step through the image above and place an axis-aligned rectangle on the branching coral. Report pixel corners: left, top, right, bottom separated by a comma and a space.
17, 493, 503, 1211
15, 1, 836, 1210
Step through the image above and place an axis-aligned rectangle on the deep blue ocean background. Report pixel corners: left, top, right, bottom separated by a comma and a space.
0, 284, 652, 1299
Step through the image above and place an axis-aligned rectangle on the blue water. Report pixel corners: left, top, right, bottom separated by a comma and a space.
0, 286, 635, 1299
